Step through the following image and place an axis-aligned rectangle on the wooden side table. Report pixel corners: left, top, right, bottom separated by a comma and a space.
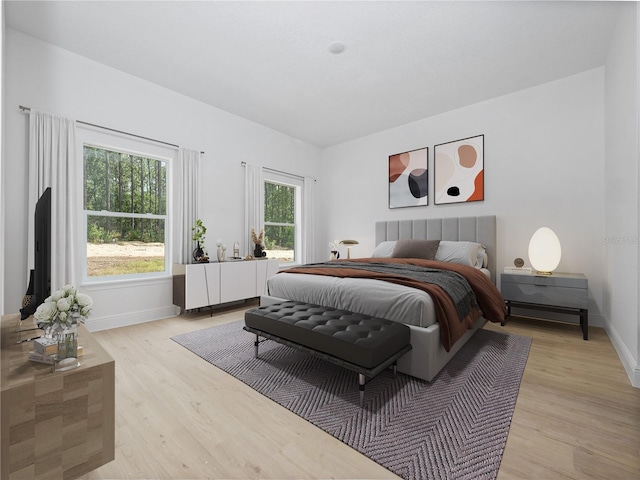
501, 272, 589, 340
1, 314, 115, 479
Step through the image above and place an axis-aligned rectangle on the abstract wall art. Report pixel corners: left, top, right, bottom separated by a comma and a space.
434, 135, 484, 205
388, 147, 429, 209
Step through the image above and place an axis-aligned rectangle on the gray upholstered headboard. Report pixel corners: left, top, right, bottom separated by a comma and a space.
375, 215, 497, 283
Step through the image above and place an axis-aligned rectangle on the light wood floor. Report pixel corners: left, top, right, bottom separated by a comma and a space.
80, 304, 640, 480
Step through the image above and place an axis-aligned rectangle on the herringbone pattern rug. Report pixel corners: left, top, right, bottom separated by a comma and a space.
172, 320, 531, 480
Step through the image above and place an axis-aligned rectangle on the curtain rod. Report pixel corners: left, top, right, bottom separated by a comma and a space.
19, 105, 204, 154
241, 161, 316, 182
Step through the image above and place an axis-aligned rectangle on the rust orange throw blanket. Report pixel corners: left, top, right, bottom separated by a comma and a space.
283, 258, 507, 352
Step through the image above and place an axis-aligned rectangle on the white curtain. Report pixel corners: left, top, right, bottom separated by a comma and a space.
244, 163, 264, 257
175, 148, 200, 264
303, 176, 316, 263
28, 110, 78, 290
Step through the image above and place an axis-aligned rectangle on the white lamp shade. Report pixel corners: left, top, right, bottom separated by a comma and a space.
528, 227, 561, 274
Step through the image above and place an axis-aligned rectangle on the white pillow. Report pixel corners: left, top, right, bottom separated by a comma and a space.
371, 240, 397, 258
479, 249, 488, 268
435, 241, 486, 268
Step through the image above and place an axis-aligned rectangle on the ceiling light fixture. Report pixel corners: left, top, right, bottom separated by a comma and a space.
328, 41, 347, 55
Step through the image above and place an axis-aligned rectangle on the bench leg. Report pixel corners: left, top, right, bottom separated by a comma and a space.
359, 373, 366, 407
254, 334, 259, 358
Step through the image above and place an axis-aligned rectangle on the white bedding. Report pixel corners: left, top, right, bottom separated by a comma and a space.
267, 268, 490, 328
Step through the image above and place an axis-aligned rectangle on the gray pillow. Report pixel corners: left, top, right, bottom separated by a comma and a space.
391, 239, 441, 260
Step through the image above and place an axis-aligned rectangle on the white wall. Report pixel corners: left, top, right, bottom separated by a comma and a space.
319, 68, 607, 326
2, 29, 321, 328
604, 3, 639, 387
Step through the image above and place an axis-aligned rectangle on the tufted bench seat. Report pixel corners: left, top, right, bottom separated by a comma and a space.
244, 300, 412, 406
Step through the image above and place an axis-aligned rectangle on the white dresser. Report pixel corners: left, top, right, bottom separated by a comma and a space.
173, 259, 279, 310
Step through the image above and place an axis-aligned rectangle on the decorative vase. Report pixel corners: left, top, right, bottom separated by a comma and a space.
217, 246, 225, 262
254, 245, 264, 258
56, 324, 78, 360
21, 269, 35, 309
330, 250, 339, 261
193, 242, 204, 263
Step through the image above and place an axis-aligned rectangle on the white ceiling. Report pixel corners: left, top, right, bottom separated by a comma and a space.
5, 1, 624, 148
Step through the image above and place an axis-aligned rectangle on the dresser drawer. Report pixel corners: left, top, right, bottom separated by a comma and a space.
501, 280, 588, 309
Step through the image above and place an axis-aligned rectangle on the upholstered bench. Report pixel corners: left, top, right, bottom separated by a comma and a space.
243, 300, 412, 406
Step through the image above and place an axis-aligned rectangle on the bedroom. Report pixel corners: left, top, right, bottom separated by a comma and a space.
0, 1, 638, 478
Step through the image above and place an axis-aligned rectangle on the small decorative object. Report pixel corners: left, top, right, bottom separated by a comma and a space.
21, 269, 35, 310
528, 227, 561, 275
191, 219, 209, 263
216, 239, 227, 262
340, 239, 359, 259
251, 228, 267, 258
33, 285, 93, 369
504, 257, 532, 274
389, 146, 429, 209
329, 239, 340, 260
233, 241, 240, 259
434, 134, 484, 205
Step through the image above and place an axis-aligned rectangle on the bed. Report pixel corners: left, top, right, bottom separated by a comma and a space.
262, 215, 506, 382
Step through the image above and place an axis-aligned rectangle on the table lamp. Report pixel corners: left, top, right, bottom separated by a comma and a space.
528, 227, 561, 275
340, 239, 359, 259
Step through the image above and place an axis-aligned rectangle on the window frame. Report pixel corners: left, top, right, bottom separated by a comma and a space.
263, 170, 303, 267
78, 126, 174, 284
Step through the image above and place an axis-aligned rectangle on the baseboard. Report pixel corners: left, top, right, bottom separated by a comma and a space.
85, 305, 179, 332
603, 319, 640, 388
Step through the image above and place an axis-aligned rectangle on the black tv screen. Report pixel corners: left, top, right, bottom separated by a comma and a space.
20, 187, 52, 319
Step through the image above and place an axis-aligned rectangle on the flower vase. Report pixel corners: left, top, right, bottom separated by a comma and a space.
193, 242, 205, 263
56, 324, 78, 360
217, 246, 225, 262
330, 250, 339, 261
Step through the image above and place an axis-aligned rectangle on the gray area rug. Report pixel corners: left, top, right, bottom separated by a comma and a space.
172, 321, 531, 480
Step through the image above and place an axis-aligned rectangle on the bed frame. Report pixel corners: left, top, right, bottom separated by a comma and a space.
374, 215, 497, 381
262, 215, 497, 382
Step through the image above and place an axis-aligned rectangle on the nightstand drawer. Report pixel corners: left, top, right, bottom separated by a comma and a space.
501, 273, 587, 289
501, 281, 588, 309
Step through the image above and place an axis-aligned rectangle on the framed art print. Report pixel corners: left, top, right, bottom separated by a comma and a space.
434, 135, 484, 205
388, 147, 428, 208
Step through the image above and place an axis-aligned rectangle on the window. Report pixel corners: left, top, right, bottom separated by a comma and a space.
263, 172, 302, 265
83, 144, 168, 279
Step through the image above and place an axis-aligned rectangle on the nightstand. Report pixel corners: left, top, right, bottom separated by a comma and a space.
501, 272, 589, 340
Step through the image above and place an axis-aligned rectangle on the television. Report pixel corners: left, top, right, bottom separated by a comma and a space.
20, 187, 52, 319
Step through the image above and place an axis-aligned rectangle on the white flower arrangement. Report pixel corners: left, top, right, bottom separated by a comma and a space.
329, 239, 340, 251
34, 285, 93, 334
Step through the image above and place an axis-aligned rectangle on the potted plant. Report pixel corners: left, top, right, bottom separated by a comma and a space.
191, 219, 209, 263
